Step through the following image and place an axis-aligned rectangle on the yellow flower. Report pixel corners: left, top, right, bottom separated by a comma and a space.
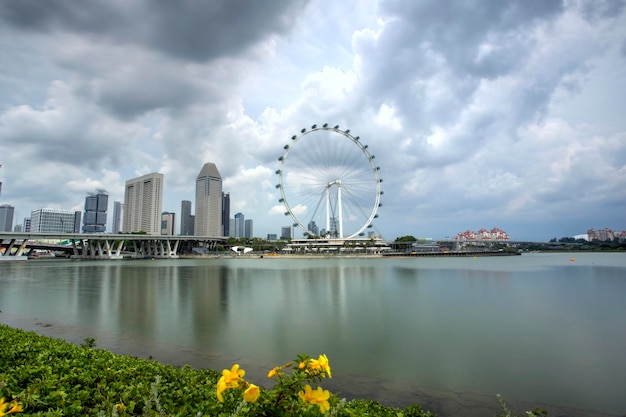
268, 361, 293, 378
243, 383, 260, 403
0, 398, 23, 416
216, 377, 229, 403
300, 354, 332, 378
222, 363, 245, 386
216, 364, 248, 402
298, 385, 331, 414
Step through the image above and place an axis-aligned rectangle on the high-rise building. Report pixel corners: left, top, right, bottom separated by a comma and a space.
112, 201, 123, 233
195, 163, 222, 236
30, 208, 81, 233
281, 226, 293, 240
307, 220, 319, 237
245, 219, 253, 239
0, 204, 15, 232
23, 217, 31, 232
222, 192, 230, 237
180, 200, 193, 235
82, 190, 108, 233
161, 212, 176, 236
123, 172, 164, 235
233, 212, 245, 238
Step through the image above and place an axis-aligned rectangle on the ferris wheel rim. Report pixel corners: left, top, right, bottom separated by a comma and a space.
276, 125, 382, 239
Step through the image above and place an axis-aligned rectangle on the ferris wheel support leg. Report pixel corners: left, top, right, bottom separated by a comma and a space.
326, 187, 330, 234
338, 185, 343, 238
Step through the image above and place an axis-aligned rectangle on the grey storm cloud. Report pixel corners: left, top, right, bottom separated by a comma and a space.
0, 0, 624, 241
0, 0, 310, 62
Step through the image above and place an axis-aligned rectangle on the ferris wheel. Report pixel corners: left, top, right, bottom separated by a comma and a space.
276, 124, 383, 239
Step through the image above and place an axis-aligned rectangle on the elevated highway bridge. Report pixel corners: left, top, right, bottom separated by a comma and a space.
0, 232, 227, 261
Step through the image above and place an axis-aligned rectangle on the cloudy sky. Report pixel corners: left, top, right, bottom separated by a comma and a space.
1, 0, 625, 241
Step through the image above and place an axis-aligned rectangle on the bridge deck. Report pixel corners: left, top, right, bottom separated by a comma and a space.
0, 233, 227, 260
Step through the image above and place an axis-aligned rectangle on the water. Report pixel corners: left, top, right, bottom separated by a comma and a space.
1, 252, 625, 416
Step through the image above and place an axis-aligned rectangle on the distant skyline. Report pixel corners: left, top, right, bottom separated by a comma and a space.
0, 1, 625, 241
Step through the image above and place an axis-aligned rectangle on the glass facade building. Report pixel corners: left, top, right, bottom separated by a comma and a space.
30, 208, 81, 233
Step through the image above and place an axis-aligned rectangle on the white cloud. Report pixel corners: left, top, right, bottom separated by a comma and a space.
0, 0, 625, 240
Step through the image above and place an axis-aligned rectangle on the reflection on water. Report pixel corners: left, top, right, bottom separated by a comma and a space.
1, 253, 625, 416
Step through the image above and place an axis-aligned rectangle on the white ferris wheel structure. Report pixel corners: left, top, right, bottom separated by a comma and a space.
276, 124, 383, 239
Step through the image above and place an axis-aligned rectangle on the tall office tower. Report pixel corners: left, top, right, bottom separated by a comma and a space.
180, 200, 193, 235
112, 201, 123, 233
194, 163, 222, 236
123, 172, 164, 235
229, 218, 236, 237
161, 212, 176, 235
307, 220, 319, 237
0, 204, 15, 232
222, 192, 230, 237
233, 212, 244, 238
23, 217, 31, 232
244, 219, 253, 239
30, 208, 81, 233
281, 225, 293, 240
82, 190, 108, 233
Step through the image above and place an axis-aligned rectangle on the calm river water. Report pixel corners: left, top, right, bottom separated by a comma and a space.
1, 252, 625, 416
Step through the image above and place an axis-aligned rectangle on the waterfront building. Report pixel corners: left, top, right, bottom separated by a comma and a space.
0, 204, 14, 232
112, 201, 123, 234
454, 227, 510, 241
123, 172, 164, 235
245, 219, 253, 239
222, 192, 230, 237
587, 228, 626, 242
82, 190, 108, 233
180, 200, 193, 235
161, 212, 176, 236
195, 163, 222, 236
30, 208, 81, 233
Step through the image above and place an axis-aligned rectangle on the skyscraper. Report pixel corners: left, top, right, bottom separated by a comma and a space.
123, 172, 164, 235
245, 219, 253, 239
82, 190, 108, 233
112, 201, 123, 233
222, 192, 230, 237
233, 212, 244, 238
0, 204, 14, 232
194, 163, 222, 236
180, 200, 193, 235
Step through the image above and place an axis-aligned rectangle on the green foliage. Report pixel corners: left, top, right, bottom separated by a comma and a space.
394, 236, 417, 242
0, 325, 435, 417
80, 337, 97, 349
0, 325, 220, 416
